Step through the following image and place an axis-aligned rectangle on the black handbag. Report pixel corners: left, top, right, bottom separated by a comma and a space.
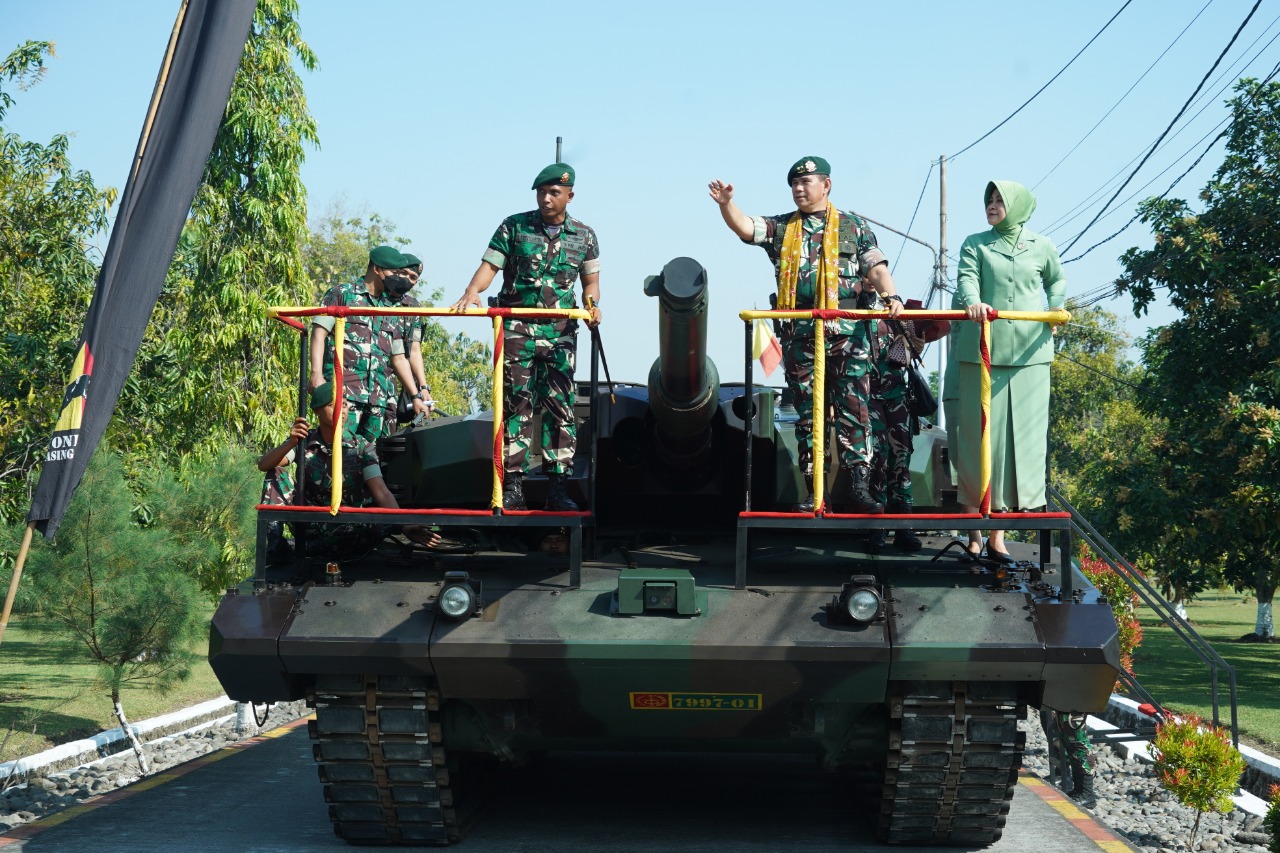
906, 361, 938, 419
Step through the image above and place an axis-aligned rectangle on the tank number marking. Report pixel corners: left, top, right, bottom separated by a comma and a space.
629, 692, 761, 710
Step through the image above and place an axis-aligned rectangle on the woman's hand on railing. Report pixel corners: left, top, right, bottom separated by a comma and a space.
965, 302, 994, 321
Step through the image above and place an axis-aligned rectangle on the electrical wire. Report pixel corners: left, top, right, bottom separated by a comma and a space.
1042, 14, 1280, 236
1033, 0, 1215, 190
1054, 350, 1155, 397
892, 163, 934, 276
950, 0, 1134, 160
1065, 56, 1280, 263
1060, 0, 1263, 255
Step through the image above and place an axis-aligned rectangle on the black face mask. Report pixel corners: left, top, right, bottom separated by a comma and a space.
384, 274, 414, 299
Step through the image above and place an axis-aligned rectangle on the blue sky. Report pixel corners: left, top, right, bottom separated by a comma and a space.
6, 0, 1278, 386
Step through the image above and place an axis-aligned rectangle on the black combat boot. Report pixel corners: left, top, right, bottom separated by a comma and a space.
502, 472, 526, 511
885, 500, 923, 550
865, 528, 887, 553
544, 473, 579, 512
844, 465, 884, 514
792, 474, 815, 513
1068, 773, 1097, 809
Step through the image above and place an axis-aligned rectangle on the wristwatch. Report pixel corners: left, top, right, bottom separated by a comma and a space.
884, 294, 904, 305
412, 390, 427, 401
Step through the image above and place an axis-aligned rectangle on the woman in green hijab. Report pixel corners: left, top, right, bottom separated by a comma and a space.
950, 180, 1066, 562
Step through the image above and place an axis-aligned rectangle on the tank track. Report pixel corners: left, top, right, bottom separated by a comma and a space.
309, 674, 458, 846
878, 681, 1025, 846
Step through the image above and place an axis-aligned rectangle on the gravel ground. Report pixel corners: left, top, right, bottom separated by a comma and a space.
2, 703, 1276, 852
1021, 717, 1274, 853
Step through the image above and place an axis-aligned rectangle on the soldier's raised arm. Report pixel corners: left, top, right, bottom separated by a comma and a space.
708, 180, 753, 241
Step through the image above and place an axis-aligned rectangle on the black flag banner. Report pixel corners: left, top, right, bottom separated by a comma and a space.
26, 0, 256, 538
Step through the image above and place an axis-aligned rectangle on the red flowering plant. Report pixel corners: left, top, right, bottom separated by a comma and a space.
1150, 714, 1246, 851
1079, 552, 1143, 675
1265, 783, 1280, 853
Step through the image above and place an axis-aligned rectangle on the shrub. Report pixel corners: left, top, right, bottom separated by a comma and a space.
1265, 783, 1280, 853
1150, 714, 1246, 850
1080, 553, 1143, 674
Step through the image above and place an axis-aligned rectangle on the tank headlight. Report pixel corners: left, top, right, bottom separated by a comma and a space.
845, 588, 882, 623
437, 571, 481, 620
831, 574, 884, 625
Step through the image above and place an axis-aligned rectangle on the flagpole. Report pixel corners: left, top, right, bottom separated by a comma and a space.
0, 522, 36, 646
132, 0, 190, 183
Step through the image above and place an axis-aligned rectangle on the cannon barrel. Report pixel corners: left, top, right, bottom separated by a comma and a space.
643, 257, 720, 448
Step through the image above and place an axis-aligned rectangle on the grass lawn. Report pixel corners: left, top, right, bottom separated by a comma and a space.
1131, 592, 1280, 754
0, 609, 228, 764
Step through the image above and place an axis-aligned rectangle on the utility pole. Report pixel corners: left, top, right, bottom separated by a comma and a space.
938, 154, 948, 425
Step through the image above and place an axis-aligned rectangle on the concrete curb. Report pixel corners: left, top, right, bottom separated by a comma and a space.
0, 696, 241, 785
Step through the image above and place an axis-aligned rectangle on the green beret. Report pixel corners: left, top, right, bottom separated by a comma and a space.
402, 252, 423, 272
309, 381, 335, 411
369, 244, 409, 270
787, 156, 831, 184
531, 162, 575, 190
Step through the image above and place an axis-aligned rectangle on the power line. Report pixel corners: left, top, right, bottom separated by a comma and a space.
950, 0, 1133, 160
1032, 0, 1215, 190
1054, 350, 1155, 398
1041, 12, 1280, 237
1060, 0, 1263, 255
1064, 56, 1280, 264
892, 163, 934, 275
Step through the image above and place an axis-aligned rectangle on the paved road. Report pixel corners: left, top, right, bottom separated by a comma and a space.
1, 723, 1129, 852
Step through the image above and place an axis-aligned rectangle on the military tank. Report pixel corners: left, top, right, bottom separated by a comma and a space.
209, 256, 1120, 846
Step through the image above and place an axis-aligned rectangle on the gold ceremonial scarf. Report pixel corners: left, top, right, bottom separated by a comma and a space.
777, 203, 840, 310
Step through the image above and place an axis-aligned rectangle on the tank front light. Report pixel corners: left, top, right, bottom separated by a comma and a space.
437, 571, 481, 621
830, 574, 884, 625
845, 588, 882, 623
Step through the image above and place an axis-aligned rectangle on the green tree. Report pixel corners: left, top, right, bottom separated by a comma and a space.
164, 0, 319, 453
145, 444, 259, 599
0, 41, 115, 521
1049, 305, 1143, 493
27, 452, 204, 773
1116, 77, 1280, 637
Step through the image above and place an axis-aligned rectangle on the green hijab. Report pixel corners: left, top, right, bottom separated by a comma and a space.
986, 180, 1035, 248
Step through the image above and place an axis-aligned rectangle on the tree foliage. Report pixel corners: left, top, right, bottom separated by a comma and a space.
145, 444, 259, 599
0, 41, 116, 521
1115, 77, 1280, 632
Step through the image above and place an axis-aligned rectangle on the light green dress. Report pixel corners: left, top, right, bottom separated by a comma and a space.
951, 181, 1066, 510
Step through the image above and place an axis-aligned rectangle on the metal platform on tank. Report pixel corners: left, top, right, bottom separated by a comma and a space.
736, 510, 1074, 590
254, 504, 592, 586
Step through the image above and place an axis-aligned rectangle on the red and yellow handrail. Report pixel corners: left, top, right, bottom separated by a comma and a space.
737, 307, 1068, 516
269, 304, 592, 514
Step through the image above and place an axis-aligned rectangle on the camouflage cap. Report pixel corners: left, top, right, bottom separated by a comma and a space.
402, 252, 423, 272
310, 381, 335, 411
787, 156, 830, 185
369, 244, 409, 270
531, 162, 575, 190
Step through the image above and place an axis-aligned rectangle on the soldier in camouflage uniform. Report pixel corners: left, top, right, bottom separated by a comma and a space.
709, 157, 904, 513
451, 163, 601, 511
390, 253, 434, 426
1040, 707, 1097, 808
309, 245, 428, 443
258, 382, 438, 557
866, 318, 922, 551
